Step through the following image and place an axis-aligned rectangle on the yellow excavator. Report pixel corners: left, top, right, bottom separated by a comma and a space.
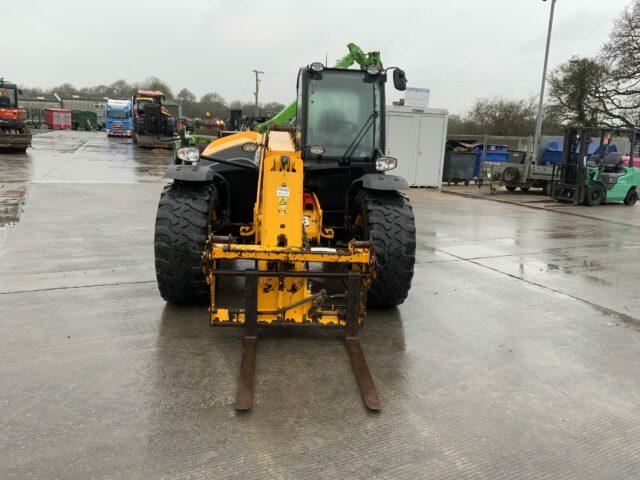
154, 44, 415, 411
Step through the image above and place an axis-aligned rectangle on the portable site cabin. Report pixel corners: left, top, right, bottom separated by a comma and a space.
385, 105, 449, 187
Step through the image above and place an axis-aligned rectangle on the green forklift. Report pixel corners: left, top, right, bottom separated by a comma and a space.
552, 127, 640, 206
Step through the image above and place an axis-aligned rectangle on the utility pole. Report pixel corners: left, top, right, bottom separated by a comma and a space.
532, 0, 557, 164
252, 69, 264, 116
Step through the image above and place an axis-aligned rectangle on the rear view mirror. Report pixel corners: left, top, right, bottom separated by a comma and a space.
393, 69, 407, 91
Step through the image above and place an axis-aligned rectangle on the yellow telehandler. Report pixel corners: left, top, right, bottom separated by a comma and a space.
154, 45, 415, 411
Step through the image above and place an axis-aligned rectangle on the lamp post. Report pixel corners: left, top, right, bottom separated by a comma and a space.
252, 69, 264, 117
532, 0, 557, 164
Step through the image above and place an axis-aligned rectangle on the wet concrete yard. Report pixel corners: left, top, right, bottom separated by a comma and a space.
2, 130, 640, 479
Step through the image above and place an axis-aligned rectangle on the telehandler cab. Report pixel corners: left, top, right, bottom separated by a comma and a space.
154, 44, 416, 411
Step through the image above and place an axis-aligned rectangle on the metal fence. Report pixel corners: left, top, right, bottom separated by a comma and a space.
447, 133, 633, 162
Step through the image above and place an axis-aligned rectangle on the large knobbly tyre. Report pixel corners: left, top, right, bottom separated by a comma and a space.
165, 117, 175, 136
354, 189, 416, 308
154, 182, 216, 304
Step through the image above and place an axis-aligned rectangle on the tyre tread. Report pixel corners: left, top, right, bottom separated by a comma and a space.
355, 189, 416, 308
154, 183, 214, 304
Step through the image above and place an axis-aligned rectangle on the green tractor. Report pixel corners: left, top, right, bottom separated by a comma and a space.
552, 127, 640, 206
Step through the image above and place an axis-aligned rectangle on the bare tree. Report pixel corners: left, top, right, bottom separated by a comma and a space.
448, 96, 561, 136
80, 84, 111, 96
140, 77, 174, 99
109, 79, 136, 99
594, 0, 640, 126
48, 83, 79, 95
20, 77, 287, 120
450, 97, 535, 136
177, 88, 196, 102
262, 101, 285, 116
200, 92, 225, 104
19, 85, 45, 97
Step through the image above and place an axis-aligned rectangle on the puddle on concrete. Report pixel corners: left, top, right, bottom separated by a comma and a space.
546, 232, 579, 240
546, 259, 604, 273
20, 130, 172, 184
0, 148, 33, 239
0, 182, 29, 227
0, 130, 174, 241
0, 181, 30, 245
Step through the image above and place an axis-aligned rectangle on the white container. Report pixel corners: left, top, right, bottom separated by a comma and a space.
385, 106, 448, 187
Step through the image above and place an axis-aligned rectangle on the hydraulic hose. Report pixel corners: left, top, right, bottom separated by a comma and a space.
258, 289, 327, 316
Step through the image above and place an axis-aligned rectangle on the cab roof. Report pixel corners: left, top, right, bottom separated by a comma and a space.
136, 89, 165, 98
107, 99, 131, 107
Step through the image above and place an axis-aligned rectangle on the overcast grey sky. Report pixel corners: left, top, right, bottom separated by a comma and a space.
2, 0, 630, 113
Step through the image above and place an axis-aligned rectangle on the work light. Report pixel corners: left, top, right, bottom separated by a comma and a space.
375, 156, 397, 171
176, 147, 200, 164
366, 65, 380, 75
308, 145, 325, 155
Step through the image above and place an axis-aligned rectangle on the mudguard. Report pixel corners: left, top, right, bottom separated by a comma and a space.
361, 173, 409, 191
164, 164, 215, 182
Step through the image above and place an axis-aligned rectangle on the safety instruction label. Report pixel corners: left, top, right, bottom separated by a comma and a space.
277, 187, 289, 215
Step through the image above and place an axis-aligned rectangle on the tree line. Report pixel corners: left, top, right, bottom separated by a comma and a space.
24, 0, 640, 131
21, 77, 285, 119
450, 0, 640, 136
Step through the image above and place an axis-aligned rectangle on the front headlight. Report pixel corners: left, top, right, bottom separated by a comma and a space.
308, 145, 325, 155
176, 147, 200, 164
376, 156, 397, 171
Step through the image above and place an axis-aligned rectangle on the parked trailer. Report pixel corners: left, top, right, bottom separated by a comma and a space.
45, 108, 72, 130
483, 161, 555, 194
71, 110, 98, 131
26, 108, 44, 128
